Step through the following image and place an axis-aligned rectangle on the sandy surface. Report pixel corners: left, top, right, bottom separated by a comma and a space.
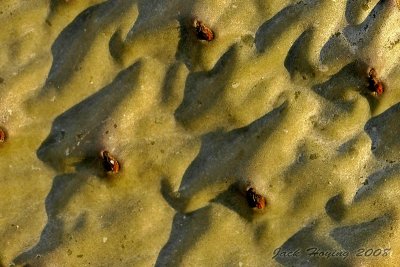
1, 0, 400, 266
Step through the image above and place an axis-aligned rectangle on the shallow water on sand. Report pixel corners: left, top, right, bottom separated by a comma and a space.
1, 1, 400, 266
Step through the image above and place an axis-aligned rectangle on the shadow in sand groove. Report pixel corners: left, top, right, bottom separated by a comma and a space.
155, 206, 212, 267
43, 0, 136, 95
164, 102, 286, 213
174, 45, 238, 128
13, 62, 141, 265
157, 103, 287, 265
274, 223, 353, 267
37, 61, 141, 172
13, 174, 85, 265
254, 0, 316, 53
364, 102, 400, 159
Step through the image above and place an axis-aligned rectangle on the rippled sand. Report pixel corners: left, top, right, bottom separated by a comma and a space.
1, 0, 400, 266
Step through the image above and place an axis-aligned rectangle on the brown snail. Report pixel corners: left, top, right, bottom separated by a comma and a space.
101, 150, 120, 174
0, 127, 6, 143
367, 68, 384, 96
246, 187, 266, 210
193, 19, 215, 42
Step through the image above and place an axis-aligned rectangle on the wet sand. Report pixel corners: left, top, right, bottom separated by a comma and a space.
1, 0, 400, 266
